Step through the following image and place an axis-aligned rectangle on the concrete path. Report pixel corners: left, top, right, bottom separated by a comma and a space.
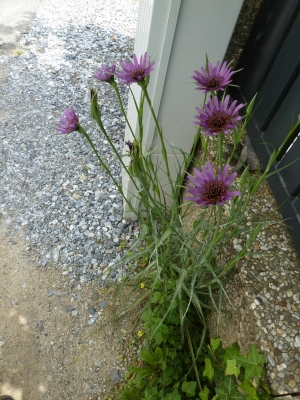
0, 0, 41, 83
0, 0, 41, 45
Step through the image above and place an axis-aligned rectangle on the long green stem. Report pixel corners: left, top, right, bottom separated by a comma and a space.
204, 205, 222, 261
140, 83, 174, 195
201, 135, 209, 164
217, 132, 224, 168
91, 88, 139, 184
77, 125, 138, 217
111, 82, 137, 141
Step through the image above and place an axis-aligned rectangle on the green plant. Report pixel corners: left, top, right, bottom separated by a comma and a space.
14, 49, 23, 56
121, 334, 271, 400
57, 54, 292, 397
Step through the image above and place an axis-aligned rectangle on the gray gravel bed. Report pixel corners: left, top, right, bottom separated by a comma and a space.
0, 0, 139, 285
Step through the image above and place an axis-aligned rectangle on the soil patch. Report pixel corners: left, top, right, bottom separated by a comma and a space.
0, 221, 136, 400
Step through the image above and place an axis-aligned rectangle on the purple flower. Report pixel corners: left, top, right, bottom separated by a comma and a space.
185, 163, 240, 207
56, 107, 79, 134
194, 95, 243, 136
116, 52, 155, 85
192, 61, 235, 93
93, 62, 116, 82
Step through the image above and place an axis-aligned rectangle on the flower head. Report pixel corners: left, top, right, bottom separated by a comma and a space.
194, 95, 243, 136
140, 283, 145, 289
186, 163, 240, 207
192, 61, 235, 93
56, 106, 79, 134
137, 331, 143, 337
93, 62, 116, 82
116, 52, 155, 85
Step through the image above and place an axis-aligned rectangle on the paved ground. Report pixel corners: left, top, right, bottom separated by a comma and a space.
0, 0, 41, 45
0, 0, 41, 83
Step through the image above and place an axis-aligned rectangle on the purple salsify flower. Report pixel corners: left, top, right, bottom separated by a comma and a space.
93, 62, 116, 81
192, 61, 236, 93
193, 95, 244, 136
56, 106, 79, 134
116, 52, 155, 85
185, 163, 240, 207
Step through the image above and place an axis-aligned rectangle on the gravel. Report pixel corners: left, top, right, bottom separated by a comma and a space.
0, 0, 139, 285
1, 0, 299, 396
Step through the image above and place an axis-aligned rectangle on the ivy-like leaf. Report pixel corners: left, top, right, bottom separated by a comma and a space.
225, 359, 240, 377
181, 381, 197, 398
235, 345, 265, 379
211, 338, 221, 351
230, 388, 245, 400
215, 376, 236, 399
240, 380, 259, 400
212, 396, 219, 400
213, 368, 224, 386
203, 358, 214, 381
199, 385, 209, 400
223, 342, 240, 363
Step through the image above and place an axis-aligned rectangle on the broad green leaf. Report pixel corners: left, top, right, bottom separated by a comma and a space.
153, 347, 164, 363
181, 381, 197, 398
160, 324, 169, 334
203, 358, 214, 381
212, 396, 219, 400
257, 392, 272, 400
199, 385, 209, 400
154, 330, 164, 345
225, 359, 240, 377
230, 388, 245, 400
215, 376, 236, 399
211, 338, 221, 351
235, 345, 265, 379
224, 342, 240, 362
151, 292, 163, 303
214, 365, 225, 385
127, 365, 145, 373
214, 392, 229, 400
140, 349, 154, 366
154, 347, 166, 370
132, 367, 153, 384
240, 380, 258, 400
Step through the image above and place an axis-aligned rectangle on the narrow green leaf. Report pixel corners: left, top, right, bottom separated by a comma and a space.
266, 149, 276, 172
181, 381, 197, 398
203, 358, 214, 381
225, 359, 240, 377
